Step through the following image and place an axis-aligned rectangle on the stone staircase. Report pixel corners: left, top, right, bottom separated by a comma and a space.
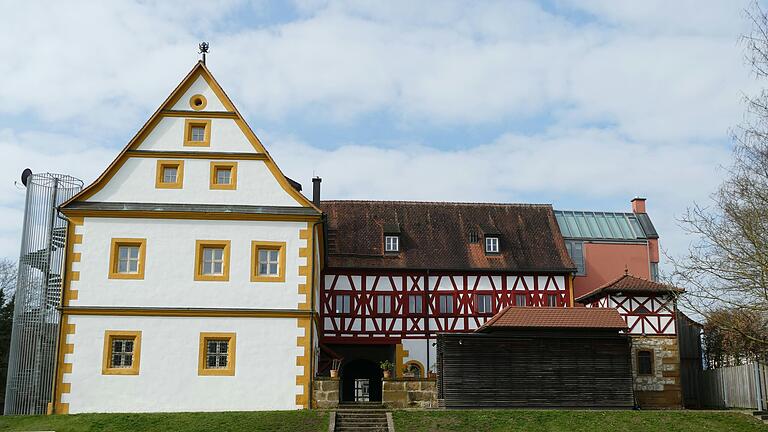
333, 402, 391, 432
753, 411, 768, 423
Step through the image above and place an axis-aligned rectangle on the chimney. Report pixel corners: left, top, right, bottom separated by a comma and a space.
312, 177, 322, 206
631, 197, 647, 213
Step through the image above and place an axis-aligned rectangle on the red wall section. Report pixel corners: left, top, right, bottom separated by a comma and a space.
572, 242, 651, 300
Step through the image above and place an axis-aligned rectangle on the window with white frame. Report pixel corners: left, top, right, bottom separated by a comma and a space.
547, 294, 558, 307
336, 294, 351, 314
117, 245, 140, 274
191, 126, 206, 142
438, 294, 454, 314
409, 295, 423, 314
202, 247, 225, 275
515, 293, 527, 306
258, 249, 280, 277
476, 294, 493, 313
384, 235, 399, 252
162, 166, 178, 184
376, 295, 392, 314
485, 236, 499, 253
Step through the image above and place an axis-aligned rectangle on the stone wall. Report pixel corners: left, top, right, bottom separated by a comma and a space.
382, 378, 438, 409
631, 335, 682, 409
312, 377, 340, 409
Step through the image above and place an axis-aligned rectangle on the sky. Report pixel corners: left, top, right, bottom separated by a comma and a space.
0, 0, 760, 273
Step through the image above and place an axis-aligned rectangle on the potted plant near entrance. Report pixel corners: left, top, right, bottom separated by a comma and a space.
380, 360, 394, 379
330, 359, 341, 378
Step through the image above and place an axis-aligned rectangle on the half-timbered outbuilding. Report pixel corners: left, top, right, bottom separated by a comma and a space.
577, 273, 685, 408
319, 200, 576, 402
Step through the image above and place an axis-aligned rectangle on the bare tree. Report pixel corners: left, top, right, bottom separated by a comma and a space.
0, 259, 16, 303
668, 1, 768, 352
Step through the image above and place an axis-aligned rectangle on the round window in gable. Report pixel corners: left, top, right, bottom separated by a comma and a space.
189, 94, 207, 111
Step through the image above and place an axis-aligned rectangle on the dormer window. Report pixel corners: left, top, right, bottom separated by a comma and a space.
485, 236, 499, 253
384, 235, 399, 253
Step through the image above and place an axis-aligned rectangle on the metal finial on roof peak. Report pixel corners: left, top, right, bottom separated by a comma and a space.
624, 266, 629, 275
198, 41, 209, 65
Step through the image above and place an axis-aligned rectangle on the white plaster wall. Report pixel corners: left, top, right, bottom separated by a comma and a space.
402, 338, 437, 374
64, 315, 304, 413
72, 218, 308, 309
87, 157, 301, 207
137, 117, 255, 153
170, 76, 228, 112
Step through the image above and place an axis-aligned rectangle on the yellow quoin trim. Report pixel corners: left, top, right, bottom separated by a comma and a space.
108, 238, 147, 280
209, 161, 238, 190
63, 217, 84, 306
183, 119, 212, 147
155, 160, 184, 189
295, 317, 312, 408
297, 226, 312, 310
251, 241, 286, 282
194, 240, 231, 282
53, 315, 76, 414
395, 344, 409, 378
198, 332, 236, 376
102, 330, 142, 375
189, 94, 207, 111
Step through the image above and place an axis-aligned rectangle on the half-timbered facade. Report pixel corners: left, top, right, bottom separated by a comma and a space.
577, 274, 685, 408
319, 201, 575, 401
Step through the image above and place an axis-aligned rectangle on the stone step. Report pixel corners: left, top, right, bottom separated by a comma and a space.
335, 427, 388, 432
337, 417, 388, 423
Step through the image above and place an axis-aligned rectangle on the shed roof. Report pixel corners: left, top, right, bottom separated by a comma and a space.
320, 200, 575, 272
554, 210, 658, 240
575, 273, 684, 304
477, 307, 628, 332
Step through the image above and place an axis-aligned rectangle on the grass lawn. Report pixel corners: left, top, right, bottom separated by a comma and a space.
394, 409, 768, 432
0, 410, 329, 432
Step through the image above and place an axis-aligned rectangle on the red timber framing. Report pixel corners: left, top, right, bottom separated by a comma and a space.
320, 270, 571, 343
586, 294, 676, 335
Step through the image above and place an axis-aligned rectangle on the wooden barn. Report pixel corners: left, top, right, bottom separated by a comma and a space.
437, 307, 634, 408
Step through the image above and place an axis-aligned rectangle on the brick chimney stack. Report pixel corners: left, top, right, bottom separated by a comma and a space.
631, 197, 646, 213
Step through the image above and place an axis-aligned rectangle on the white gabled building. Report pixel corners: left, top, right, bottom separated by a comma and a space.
53, 61, 323, 414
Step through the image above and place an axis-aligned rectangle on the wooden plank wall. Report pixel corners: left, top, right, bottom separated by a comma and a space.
437, 332, 634, 408
676, 311, 704, 408
702, 362, 767, 409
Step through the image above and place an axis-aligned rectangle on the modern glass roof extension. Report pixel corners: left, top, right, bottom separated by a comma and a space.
554, 210, 653, 240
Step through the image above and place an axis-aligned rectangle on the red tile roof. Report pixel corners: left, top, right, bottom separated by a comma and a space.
575, 273, 684, 304
477, 306, 627, 332
320, 200, 575, 272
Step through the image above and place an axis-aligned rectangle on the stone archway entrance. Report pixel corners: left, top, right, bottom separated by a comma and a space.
341, 359, 383, 402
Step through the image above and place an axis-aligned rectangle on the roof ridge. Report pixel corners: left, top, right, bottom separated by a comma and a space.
320, 199, 553, 207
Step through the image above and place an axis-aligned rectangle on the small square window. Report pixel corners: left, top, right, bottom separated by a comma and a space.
155, 160, 184, 189
102, 330, 141, 375
195, 240, 230, 281
336, 294, 352, 314
198, 332, 236, 376
485, 236, 499, 253
476, 294, 493, 314
184, 119, 211, 147
637, 350, 654, 375
547, 294, 558, 307
210, 162, 238, 190
376, 295, 392, 314
109, 238, 146, 280
384, 235, 399, 252
409, 295, 423, 314
515, 293, 527, 307
251, 241, 286, 282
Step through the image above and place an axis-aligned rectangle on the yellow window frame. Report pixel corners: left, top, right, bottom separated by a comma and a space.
251, 241, 286, 282
210, 161, 238, 190
102, 330, 142, 375
155, 160, 184, 189
194, 240, 231, 281
198, 332, 236, 376
108, 238, 147, 280
184, 119, 212, 147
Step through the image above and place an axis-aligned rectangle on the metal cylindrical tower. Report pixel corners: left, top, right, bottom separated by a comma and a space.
4, 173, 82, 415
